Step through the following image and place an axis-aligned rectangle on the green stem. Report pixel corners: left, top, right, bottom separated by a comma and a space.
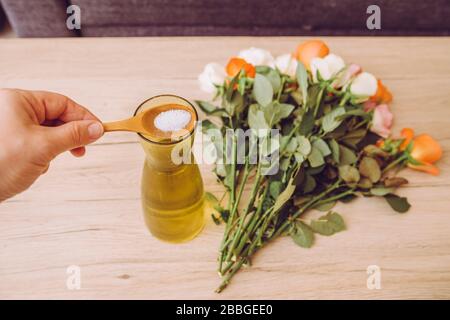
276, 77, 286, 102
339, 92, 350, 106
217, 190, 320, 292
382, 153, 408, 174
218, 132, 238, 272
313, 189, 354, 207
221, 187, 270, 275
225, 158, 263, 262
313, 86, 325, 117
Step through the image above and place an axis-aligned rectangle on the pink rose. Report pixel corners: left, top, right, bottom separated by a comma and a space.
370, 104, 393, 138
333, 63, 361, 88
363, 100, 377, 112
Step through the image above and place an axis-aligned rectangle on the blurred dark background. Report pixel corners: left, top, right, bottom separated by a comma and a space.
0, 0, 449, 37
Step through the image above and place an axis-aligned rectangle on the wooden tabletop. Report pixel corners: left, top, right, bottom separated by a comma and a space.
0, 37, 449, 299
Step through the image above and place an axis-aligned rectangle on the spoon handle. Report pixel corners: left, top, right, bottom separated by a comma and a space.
103, 119, 138, 133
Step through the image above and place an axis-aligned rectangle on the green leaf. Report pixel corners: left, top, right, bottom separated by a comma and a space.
338, 165, 360, 184
294, 152, 305, 164
264, 102, 295, 125
359, 156, 381, 183
195, 100, 216, 113
296, 62, 308, 106
272, 176, 297, 212
363, 145, 390, 158
303, 174, 316, 193
290, 221, 314, 248
286, 137, 298, 153
322, 107, 346, 133
313, 201, 336, 212
370, 187, 395, 196
280, 158, 290, 171
297, 136, 311, 156
265, 68, 282, 93
358, 177, 373, 189
341, 128, 367, 146
248, 104, 269, 131
205, 192, 219, 206
329, 139, 340, 163
384, 177, 408, 188
277, 103, 295, 120
269, 181, 283, 199
253, 74, 273, 107
307, 147, 324, 168
312, 138, 331, 157
339, 144, 357, 165
298, 109, 315, 136
310, 211, 346, 236
384, 194, 411, 213
201, 119, 218, 133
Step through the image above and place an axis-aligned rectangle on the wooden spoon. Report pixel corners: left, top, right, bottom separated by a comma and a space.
103, 111, 151, 135
102, 107, 195, 142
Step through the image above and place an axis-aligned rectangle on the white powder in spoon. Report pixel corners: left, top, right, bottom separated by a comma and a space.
154, 109, 192, 132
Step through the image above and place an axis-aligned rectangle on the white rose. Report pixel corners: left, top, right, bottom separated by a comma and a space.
349, 72, 377, 97
238, 47, 275, 67
274, 54, 298, 77
198, 63, 226, 93
310, 53, 345, 82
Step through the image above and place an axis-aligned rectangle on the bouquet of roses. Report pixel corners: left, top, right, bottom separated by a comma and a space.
196, 40, 442, 292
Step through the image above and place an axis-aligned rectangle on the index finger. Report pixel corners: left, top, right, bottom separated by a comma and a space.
20, 90, 99, 124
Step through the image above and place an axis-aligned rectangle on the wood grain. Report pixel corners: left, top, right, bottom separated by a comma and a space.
0, 37, 449, 299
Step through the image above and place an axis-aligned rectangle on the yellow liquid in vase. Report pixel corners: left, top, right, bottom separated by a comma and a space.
135, 95, 205, 243
141, 155, 204, 242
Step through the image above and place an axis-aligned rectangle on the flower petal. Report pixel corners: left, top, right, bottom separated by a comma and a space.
411, 134, 443, 164
295, 40, 329, 70
198, 62, 226, 93
238, 47, 275, 67
350, 72, 378, 97
275, 54, 297, 77
408, 162, 440, 176
370, 104, 393, 138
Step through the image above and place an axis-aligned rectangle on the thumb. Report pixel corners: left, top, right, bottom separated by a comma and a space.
42, 120, 104, 158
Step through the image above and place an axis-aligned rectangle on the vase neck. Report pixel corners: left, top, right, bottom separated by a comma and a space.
140, 136, 195, 171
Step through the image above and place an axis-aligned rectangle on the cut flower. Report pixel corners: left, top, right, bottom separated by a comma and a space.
275, 54, 298, 77
198, 62, 227, 93
238, 47, 275, 67
310, 53, 345, 82
401, 128, 442, 175
294, 40, 329, 70
226, 57, 256, 78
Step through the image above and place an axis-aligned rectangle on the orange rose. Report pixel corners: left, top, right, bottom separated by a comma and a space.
401, 128, 442, 175
370, 79, 392, 104
225, 57, 256, 78
294, 40, 329, 70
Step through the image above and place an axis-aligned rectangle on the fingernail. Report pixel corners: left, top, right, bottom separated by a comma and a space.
88, 122, 103, 139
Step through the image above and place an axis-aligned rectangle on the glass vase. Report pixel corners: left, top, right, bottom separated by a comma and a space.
134, 95, 204, 243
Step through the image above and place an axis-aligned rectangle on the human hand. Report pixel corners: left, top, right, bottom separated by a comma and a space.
0, 89, 104, 201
